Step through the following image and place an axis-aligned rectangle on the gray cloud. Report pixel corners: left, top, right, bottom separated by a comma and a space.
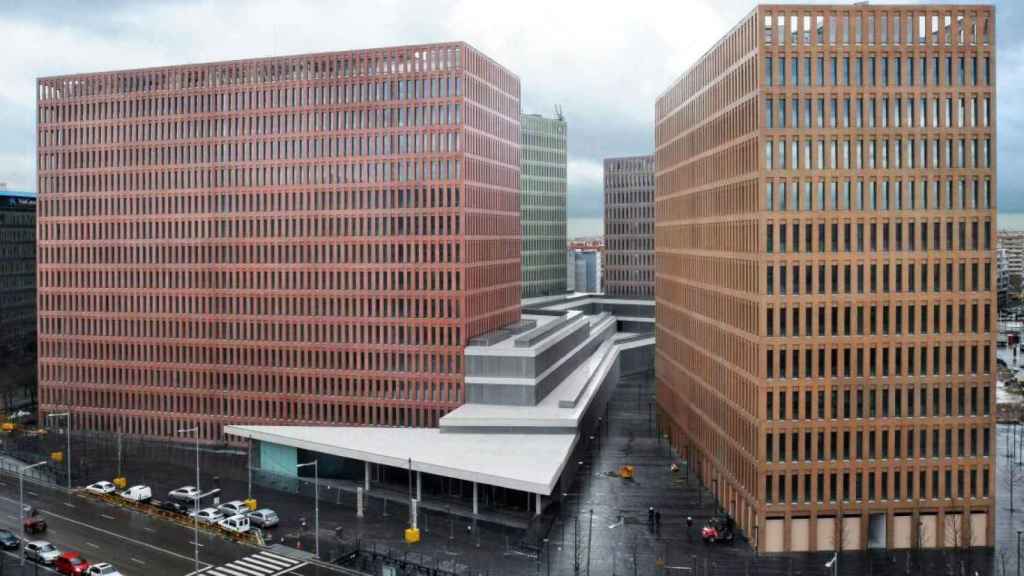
0, 0, 1018, 226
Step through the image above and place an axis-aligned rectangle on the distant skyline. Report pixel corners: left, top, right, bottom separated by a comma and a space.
1, 0, 1022, 237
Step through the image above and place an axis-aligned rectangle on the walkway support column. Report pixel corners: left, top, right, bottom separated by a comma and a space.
472, 482, 478, 515
536, 493, 542, 516
416, 471, 422, 501
364, 461, 370, 492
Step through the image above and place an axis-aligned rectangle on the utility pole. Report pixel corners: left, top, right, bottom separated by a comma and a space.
46, 412, 71, 495
586, 508, 594, 576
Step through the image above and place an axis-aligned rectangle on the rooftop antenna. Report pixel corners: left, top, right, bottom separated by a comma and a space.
554, 105, 564, 122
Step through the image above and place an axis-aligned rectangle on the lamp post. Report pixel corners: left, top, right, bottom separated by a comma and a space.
297, 460, 319, 558
46, 412, 71, 494
1017, 530, 1022, 576
177, 426, 200, 573
19, 459, 47, 561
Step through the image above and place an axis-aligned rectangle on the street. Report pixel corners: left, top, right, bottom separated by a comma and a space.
0, 474, 353, 576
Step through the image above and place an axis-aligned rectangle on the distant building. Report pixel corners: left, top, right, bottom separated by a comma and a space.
37, 43, 522, 442
572, 250, 601, 293
520, 113, 568, 298
604, 155, 654, 297
999, 230, 1024, 279
0, 191, 36, 359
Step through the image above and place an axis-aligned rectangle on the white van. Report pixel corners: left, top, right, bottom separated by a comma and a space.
119, 485, 152, 503
218, 514, 250, 534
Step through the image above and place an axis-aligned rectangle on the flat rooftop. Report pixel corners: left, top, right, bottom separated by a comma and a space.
224, 425, 577, 495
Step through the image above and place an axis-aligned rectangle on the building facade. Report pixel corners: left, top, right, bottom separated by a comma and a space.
998, 229, 1024, 279
656, 5, 996, 552
571, 249, 601, 293
0, 191, 37, 358
604, 155, 654, 297
520, 113, 567, 298
36, 43, 521, 443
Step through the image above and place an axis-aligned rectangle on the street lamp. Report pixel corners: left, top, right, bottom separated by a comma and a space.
297, 459, 319, 559
177, 426, 200, 573
46, 412, 71, 494
20, 461, 46, 566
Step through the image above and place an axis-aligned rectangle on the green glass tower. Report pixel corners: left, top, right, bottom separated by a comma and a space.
520, 113, 568, 298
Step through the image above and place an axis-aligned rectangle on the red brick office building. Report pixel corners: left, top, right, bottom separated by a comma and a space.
36, 43, 521, 442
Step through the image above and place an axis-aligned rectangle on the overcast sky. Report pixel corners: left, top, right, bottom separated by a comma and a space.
1, 0, 1018, 236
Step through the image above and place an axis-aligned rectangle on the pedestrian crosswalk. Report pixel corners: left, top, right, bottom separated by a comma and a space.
200, 551, 306, 576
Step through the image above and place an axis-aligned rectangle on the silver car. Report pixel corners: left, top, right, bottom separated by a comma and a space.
246, 508, 279, 528
217, 500, 249, 517
24, 540, 59, 564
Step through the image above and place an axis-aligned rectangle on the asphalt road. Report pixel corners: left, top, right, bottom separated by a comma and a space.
0, 474, 356, 576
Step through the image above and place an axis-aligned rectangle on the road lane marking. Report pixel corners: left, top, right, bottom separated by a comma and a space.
0, 493, 212, 568
100, 513, 115, 520
188, 540, 206, 547
27, 491, 38, 496
86, 542, 99, 548
131, 557, 146, 564
143, 526, 156, 532
63, 502, 75, 508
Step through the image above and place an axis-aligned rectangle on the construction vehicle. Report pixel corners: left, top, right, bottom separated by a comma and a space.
618, 465, 635, 479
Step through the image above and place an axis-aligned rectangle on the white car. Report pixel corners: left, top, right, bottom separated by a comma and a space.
168, 486, 200, 502
190, 507, 225, 525
217, 514, 250, 534
119, 485, 152, 503
86, 563, 124, 576
24, 540, 59, 564
217, 500, 249, 517
85, 481, 116, 495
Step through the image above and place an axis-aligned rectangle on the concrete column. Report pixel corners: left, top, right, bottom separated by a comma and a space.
416, 471, 422, 501
357, 486, 364, 518
364, 461, 370, 492
411, 499, 419, 529
472, 482, 478, 516
535, 493, 542, 516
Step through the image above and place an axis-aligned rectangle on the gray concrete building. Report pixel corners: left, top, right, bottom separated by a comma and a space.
604, 155, 654, 298
521, 113, 568, 298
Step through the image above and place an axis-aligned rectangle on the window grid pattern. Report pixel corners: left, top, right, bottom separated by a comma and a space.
35, 42, 522, 443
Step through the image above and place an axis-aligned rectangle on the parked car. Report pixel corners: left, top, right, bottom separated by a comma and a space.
157, 498, 191, 515
23, 540, 60, 564
246, 508, 279, 528
217, 500, 249, 517
23, 516, 47, 535
0, 528, 20, 550
189, 507, 225, 525
119, 485, 152, 503
85, 481, 116, 495
218, 514, 250, 534
85, 563, 123, 576
168, 486, 200, 502
55, 551, 91, 575
700, 515, 735, 544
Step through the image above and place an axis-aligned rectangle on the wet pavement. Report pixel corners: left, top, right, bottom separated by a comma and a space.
17, 369, 1011, 575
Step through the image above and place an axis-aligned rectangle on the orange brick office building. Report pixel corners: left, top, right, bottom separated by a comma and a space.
36, 43, 521, 443
655, 5, 996, 551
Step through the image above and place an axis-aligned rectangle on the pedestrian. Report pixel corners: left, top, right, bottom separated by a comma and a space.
648, 506, 654, 525
655, 510, 661, 528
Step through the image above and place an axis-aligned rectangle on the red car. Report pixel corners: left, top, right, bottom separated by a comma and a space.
55, 551, 91, 575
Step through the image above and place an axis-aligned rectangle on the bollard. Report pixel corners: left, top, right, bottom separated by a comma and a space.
357, 486, 364, 518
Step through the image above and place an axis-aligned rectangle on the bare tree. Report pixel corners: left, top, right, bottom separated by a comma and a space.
1003, 453, 1024, 513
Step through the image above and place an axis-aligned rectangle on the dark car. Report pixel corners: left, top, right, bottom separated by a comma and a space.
157, 499, 190, 515
0, 528, 19, 550
23, 516, 46, 535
